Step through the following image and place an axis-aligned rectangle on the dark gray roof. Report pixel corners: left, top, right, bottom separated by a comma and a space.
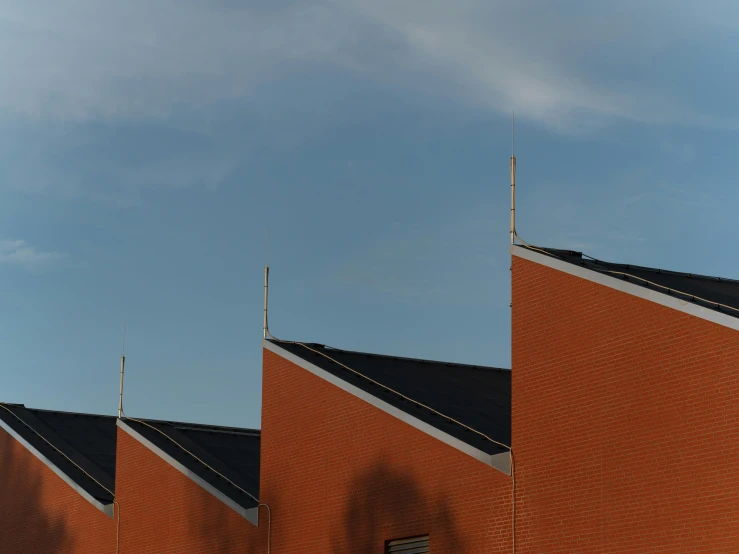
528, 246, 739, 317
122, 418, 260, 510
269, 340, 511, 456
0, 403, 260, 510
0, 404, 116, 504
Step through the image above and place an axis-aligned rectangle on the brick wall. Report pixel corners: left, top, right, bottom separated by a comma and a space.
0, 426, 115, 554
260, 348, 513, 554
512, 254, 739, 553
114, 428, 266, 553
0, 425, 267, 553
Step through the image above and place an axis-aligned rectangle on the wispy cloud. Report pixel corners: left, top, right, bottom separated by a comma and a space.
1, 1, 738, 130
0, 2, 366, 121
349, 0, 739, 130
0, 239, 65, 270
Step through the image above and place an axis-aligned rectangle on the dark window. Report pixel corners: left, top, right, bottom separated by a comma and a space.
386, 535, 429, 553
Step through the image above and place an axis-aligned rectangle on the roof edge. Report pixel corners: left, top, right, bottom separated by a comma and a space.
0, 417, 114, 518
116, 418, 259, 526
511, 244, 739, 333
292, 343, 508, 373
263, 339, 511, 475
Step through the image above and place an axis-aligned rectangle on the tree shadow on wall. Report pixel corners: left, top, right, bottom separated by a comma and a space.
332, 458, 467, 554
0, 441, 73, 553
185, 485, 276, 554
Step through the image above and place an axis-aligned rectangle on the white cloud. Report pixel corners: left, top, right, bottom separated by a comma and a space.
0, 239, 64, 270
0, 0, 737, 129
348, 0, 739, 130
0, 1, 365, 121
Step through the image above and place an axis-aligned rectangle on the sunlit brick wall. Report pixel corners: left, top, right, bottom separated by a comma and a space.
114, 428, 266, 553
512, 254, 739, 552
260, 348, 513, 554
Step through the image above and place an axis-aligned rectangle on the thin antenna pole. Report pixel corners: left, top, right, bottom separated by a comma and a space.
118, 322, 126, 418
510, 111, 517, 245
263, 230, 269, 339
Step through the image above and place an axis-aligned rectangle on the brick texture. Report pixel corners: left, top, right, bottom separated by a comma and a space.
0, 426, 116, 554
260, 348, 512, 553
114, 428, 266, 553
512, 255, 739, 553
0, 423, 267, 553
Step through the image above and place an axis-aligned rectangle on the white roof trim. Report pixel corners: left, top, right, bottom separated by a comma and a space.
0, 417, 114, 518
116, 419, 259, 526
263, 339, 511, 475
511, 244, 739, 333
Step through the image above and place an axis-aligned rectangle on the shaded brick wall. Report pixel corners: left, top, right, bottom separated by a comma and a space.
0, 425, 267, 553
0, 426, 116, 554
114, 428, 266, 553
512, 254, 739, 553
260, 348, 513, 554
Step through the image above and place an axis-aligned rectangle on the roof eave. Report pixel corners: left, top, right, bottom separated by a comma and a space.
511, 244, 739, 333
116, 418, 259, 526
263, 339, 511, 475
0, 416, 114, 518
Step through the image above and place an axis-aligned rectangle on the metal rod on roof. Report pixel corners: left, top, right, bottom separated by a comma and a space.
263, 230, 269, 339
118, 322, 126, 418
510, 111, 516, 245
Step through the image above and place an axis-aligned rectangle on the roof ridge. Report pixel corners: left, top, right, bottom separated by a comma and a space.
277, 341, 510, 372
138, 417, 260, 435
266, 340, 511, 456
0, 405, 115, 499
141, 421, 254, 492
17, 405, 260, 435
538, 246, 739, 284
580, 254, 739, 284
24, 406, 116, 420
516, 244, 739, 321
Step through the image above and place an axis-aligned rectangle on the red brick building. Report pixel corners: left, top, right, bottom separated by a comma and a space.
511, 245, 739, 553
2, 243, 739, 552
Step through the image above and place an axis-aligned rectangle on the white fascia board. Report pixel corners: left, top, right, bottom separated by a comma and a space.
263, 339, 511, 475
0, 417, 114, 518
116, 419, 259, 526
511, 244, 739, 333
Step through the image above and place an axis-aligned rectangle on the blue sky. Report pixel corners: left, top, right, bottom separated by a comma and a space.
2, 1, 739, 428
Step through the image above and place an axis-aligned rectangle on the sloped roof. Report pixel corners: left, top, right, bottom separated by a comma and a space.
0, 403, 260, 518
526, 246, 739, 317
267, 340, 511, 457
120, 418, 260, 512
0, 404, 116, 507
